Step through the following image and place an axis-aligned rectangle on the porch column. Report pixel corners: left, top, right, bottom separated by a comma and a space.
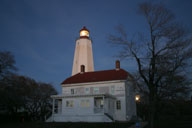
103, 96, 105, 113
62, 98, 65, 114
52, 98, 55, 115
58, 99, 62, 114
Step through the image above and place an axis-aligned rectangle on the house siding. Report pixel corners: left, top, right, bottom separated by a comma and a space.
49, 80, 136, 122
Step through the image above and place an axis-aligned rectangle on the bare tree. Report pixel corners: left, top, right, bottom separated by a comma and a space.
108, 2, 192, 128
0, 51, 17, 80
0, 51, 17, 117
157, 74, 191, 100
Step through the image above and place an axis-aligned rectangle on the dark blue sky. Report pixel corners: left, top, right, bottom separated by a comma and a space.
1, 0, 192, 93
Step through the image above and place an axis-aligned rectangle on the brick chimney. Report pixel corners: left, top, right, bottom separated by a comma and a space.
116, 60, 120, 70
80, 65, 85, 73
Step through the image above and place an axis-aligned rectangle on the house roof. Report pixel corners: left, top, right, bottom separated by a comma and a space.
61, 69, 132, 85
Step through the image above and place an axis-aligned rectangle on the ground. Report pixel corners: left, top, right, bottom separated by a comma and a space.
144, 120, 192, 128
0, 122, 134, 128
1, 121, 192, 128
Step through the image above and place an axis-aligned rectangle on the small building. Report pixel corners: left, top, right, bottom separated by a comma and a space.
47, 27, 136, 122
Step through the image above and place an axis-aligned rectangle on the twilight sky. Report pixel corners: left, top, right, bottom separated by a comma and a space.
1, 0, 192, 93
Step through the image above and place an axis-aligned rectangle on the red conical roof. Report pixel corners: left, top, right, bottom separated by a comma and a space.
80, 26, 89, 32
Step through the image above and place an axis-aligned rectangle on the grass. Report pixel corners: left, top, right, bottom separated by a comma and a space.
155, 120, 192, 128
1, 120, 192, 128
0, 122, 134, 128
143, 120, 192, 128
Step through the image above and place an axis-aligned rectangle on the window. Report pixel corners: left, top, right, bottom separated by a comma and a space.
93, 87, 99, 94
94, 97, 104, 108
71, 89, 75, 94
85, 88, 90, 94
66, 100, 74, 108
80, 100, 90, 107
116, 100, 121, 110
111, 86, 115, 94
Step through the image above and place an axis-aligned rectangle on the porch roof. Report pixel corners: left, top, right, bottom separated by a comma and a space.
51, 93, 116, 99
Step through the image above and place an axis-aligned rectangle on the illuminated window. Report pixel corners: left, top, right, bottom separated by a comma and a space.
80, 101, 84, 107
80, 30, 89, 37
80, 100, 90, 107
116, 100, 121, 110
100, 100, 104, 108
66, 100, 74, 108
93, 87, 99, 94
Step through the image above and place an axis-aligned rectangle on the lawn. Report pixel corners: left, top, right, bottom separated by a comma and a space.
2, 121, 192, 128
0, 122, 134, 128
143, 120, 192, 128
155, 120, 192, 128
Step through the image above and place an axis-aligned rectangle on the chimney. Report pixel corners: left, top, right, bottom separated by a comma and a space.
80, 65, 85, 73
116, 60, 120, 70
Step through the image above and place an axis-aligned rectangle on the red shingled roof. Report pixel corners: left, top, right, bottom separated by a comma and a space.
61, 69, 131, 85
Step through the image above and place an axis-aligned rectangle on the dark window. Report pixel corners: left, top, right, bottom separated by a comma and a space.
71, 89, 74, 94
66, 100, 74, 107
116, 100, 121, 110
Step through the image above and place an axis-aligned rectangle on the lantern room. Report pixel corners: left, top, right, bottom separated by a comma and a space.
80, 26, 89, 38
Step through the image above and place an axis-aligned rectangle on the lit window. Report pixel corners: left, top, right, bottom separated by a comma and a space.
80, 100, 90, 107
85, 100, 90, 107
66, 100, 74, 108
116, 100, 121, 110
71, 89, 75, 94
80, 30, 89, 37
80, 101, 84, 107
100, 100, 104, 108
93, 87, 99, 94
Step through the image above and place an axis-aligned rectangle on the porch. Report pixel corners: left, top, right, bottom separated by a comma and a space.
48, 94, 115, 122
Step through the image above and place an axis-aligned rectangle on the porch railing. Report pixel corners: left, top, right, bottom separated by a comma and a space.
94, 107, 104, 113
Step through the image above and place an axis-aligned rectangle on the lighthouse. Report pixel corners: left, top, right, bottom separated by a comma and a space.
48, 27, 137, 123
72, 26, 94, 75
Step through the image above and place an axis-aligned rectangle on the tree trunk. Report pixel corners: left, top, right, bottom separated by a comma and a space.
149, 90, 156, 128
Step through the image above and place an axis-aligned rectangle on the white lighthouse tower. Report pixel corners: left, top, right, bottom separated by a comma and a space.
72, 26, 94, 75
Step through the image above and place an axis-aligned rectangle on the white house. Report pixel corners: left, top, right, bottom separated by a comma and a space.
47, 27, 136, 122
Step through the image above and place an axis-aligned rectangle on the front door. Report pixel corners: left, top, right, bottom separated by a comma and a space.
94, 97, 104, 113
